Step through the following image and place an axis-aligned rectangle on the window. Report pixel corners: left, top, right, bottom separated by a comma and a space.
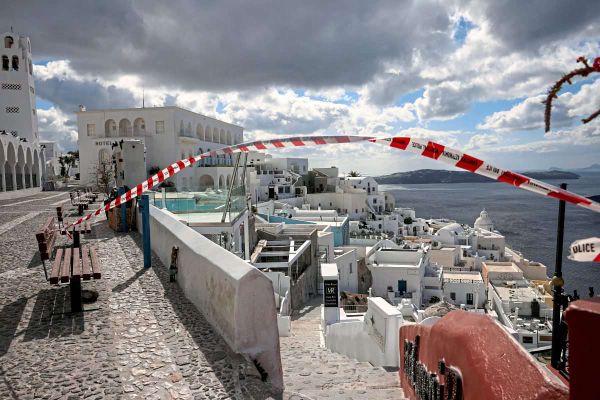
12, 56, 18, 70
28, 59, 32, 75
155, 120, 165, 134
450, 292, 456, 301
1, 83, 21, 90
4, 36, 14, 48
278, 187, 283, 193
1, 56, 8, 71
349, 263, 353, 274
466, 293, 473, 305
87, 124, 96, 136
373, 198, 377, 204
32, 109, 36, 116
522, 336, 534, 344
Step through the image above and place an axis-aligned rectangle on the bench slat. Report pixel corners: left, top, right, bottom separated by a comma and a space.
89, 247, 101, 279
72, 248, 81, 280
60, 248, 71, 283
40, 232, 57, 261
81, 246, 91, 280
49, 248, 63, 284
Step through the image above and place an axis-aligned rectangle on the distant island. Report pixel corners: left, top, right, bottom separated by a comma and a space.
375, 169, 580, 184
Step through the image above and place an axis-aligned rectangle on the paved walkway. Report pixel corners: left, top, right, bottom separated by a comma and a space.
0, 192, 269, 399
280, 298, 404, 400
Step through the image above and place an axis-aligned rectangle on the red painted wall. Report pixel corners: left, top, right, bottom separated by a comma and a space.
564, 297, 600, 400
399, 310, 568, 400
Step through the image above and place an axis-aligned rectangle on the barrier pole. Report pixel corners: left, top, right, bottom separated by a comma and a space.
118, 186, 128, 233
551, 183, 567, 369
140, 194, 151, 268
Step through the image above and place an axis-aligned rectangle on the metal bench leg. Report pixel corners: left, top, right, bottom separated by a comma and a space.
41, 260, 48, 281
70, 277, 82, 313
78, 204, 84, 216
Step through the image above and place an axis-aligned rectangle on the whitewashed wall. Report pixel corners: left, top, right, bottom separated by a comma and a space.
148, 206, 283, 392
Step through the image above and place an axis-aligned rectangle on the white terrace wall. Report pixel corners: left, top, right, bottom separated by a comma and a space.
148, 205, 283, 392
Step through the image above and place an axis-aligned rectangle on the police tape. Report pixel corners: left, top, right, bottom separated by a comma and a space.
65, 134, 600, 231
65, 135, 373, 230
371, 137, 600, 214
569, 237, 600, 262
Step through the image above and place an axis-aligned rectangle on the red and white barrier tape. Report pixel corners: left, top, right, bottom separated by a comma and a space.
569, 237, 600, 262
65, 134, 600, 231
371, 137, 600, 214
65, 135, 373, 230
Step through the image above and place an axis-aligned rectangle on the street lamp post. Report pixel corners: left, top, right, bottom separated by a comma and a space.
551, 183, 567, 369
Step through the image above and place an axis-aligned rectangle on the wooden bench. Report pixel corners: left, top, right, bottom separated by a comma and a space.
48, 245, 102, 312
69, 192, 91, 215
60, 220, 92, 236
36, 218, 101, 313
49, 245, 101, 284
35, 217, 58, 280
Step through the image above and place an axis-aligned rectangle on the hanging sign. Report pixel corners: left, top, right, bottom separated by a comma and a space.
569, 237, 600, 262
323, 280, 339, 307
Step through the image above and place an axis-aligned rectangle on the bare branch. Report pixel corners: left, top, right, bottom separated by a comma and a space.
544, 56, 600, 132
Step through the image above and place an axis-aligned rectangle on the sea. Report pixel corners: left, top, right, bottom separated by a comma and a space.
380, 172, 600, 296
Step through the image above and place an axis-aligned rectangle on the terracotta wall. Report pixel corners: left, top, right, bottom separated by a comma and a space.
398, 310, 568, 400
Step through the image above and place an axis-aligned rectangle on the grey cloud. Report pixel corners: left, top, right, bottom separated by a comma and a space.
35, 77, 137, 112
1, 0, 453, 92
467, 1, 600, 51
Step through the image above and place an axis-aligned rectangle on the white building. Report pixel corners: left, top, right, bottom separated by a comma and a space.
0, 31, 44, 192
77, 106, 244, 191
442, 270, 486, 309
366, 240, 431, 306
484, 261, 553, 349
40, 141, 59, 178
250, 157, 306, 202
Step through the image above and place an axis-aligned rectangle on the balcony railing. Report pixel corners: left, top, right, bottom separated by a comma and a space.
342, 304, 368, 314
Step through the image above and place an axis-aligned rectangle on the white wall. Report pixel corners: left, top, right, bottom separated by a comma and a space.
334, 249, 358, 293
148, 206, 283, 392
326, 297, 404, 367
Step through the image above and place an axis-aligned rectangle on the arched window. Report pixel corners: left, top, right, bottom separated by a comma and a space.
1, 55, 8, 71
4, 36, 13, 49
105, 119, 117, 137
179, 121, 184, 136
12, 56, 18, 71
133, 118, 146, 136
196, 123, 204, 140
186, 122, 192, 137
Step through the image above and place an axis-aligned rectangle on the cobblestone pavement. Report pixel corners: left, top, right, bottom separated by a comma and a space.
0, 190, 405, 400
280, 298, 405, 400
0, 191, 270, 399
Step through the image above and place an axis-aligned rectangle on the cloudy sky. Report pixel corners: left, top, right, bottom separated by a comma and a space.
2, 0, 600, 175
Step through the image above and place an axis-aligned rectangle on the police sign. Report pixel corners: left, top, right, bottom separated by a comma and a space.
569, 237, 600, 262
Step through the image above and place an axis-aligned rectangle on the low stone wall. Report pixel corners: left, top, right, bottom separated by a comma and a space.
148, 206, 284, 393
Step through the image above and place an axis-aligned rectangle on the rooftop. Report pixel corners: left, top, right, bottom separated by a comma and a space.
483, 261, 521, 273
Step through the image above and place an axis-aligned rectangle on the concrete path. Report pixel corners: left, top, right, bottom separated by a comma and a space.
280, 297, 405, 400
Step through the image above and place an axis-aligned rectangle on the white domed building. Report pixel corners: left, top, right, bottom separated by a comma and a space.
474, 209, 494, 231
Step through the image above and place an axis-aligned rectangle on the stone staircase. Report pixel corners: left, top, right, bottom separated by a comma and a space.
280, 299, 405, 400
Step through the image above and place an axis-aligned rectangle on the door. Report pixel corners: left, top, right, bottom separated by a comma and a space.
268, 187, 275, 199
397, 280, 407, 295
